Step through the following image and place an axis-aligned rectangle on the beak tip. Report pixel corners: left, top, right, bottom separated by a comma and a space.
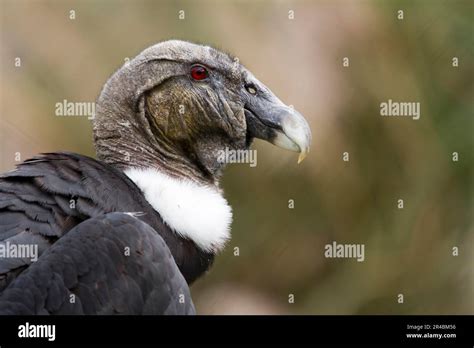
297, 150, 309, 164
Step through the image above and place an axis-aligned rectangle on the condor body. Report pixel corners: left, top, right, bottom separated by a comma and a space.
0, 40, 311, 314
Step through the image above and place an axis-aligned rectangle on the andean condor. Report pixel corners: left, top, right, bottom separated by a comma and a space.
0, 40, 311, 314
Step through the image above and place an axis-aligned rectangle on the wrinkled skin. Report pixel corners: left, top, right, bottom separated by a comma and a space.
93, 40, 311, 185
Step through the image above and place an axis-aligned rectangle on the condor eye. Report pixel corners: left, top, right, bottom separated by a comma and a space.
190, 65, 209, 80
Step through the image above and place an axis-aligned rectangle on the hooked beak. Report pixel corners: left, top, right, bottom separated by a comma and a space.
244, 96, 312, 163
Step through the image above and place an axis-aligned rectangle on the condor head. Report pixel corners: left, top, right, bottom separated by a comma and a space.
93, 40, 312, 185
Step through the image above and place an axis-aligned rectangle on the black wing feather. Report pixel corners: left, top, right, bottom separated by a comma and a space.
0, 213, 195, 315
0, 151, 213, 300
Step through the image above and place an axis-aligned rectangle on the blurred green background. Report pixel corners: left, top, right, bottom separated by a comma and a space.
0, 0, 472, 314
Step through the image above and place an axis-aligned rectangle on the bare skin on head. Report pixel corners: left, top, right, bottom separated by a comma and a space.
93, 40, 312, 187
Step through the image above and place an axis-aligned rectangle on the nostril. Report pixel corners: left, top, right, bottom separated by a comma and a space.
245, 83, 257, 95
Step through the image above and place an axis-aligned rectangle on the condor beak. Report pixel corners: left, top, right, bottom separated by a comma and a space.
245, 95, 312, 163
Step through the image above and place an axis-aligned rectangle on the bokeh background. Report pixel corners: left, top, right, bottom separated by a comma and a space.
0, 0, 472, 314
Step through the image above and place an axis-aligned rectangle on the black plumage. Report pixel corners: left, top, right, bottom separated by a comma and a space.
0, 153, 212, 314
0, 212, 194, 314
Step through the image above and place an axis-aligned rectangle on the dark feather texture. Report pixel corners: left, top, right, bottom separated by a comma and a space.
0, 212, 195, 314
0, 153, 213, 300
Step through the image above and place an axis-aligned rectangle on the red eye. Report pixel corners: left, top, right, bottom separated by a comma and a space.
190, 65, 209, 80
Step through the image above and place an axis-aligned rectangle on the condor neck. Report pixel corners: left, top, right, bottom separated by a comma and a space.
124, 167, 233, 255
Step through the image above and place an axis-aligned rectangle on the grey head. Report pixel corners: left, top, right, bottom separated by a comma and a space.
93, 40, 312, 186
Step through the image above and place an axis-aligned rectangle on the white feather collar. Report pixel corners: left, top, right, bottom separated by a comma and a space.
124, 167, 232, 253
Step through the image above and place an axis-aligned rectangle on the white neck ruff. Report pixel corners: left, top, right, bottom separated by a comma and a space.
124, 167, 232, 253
